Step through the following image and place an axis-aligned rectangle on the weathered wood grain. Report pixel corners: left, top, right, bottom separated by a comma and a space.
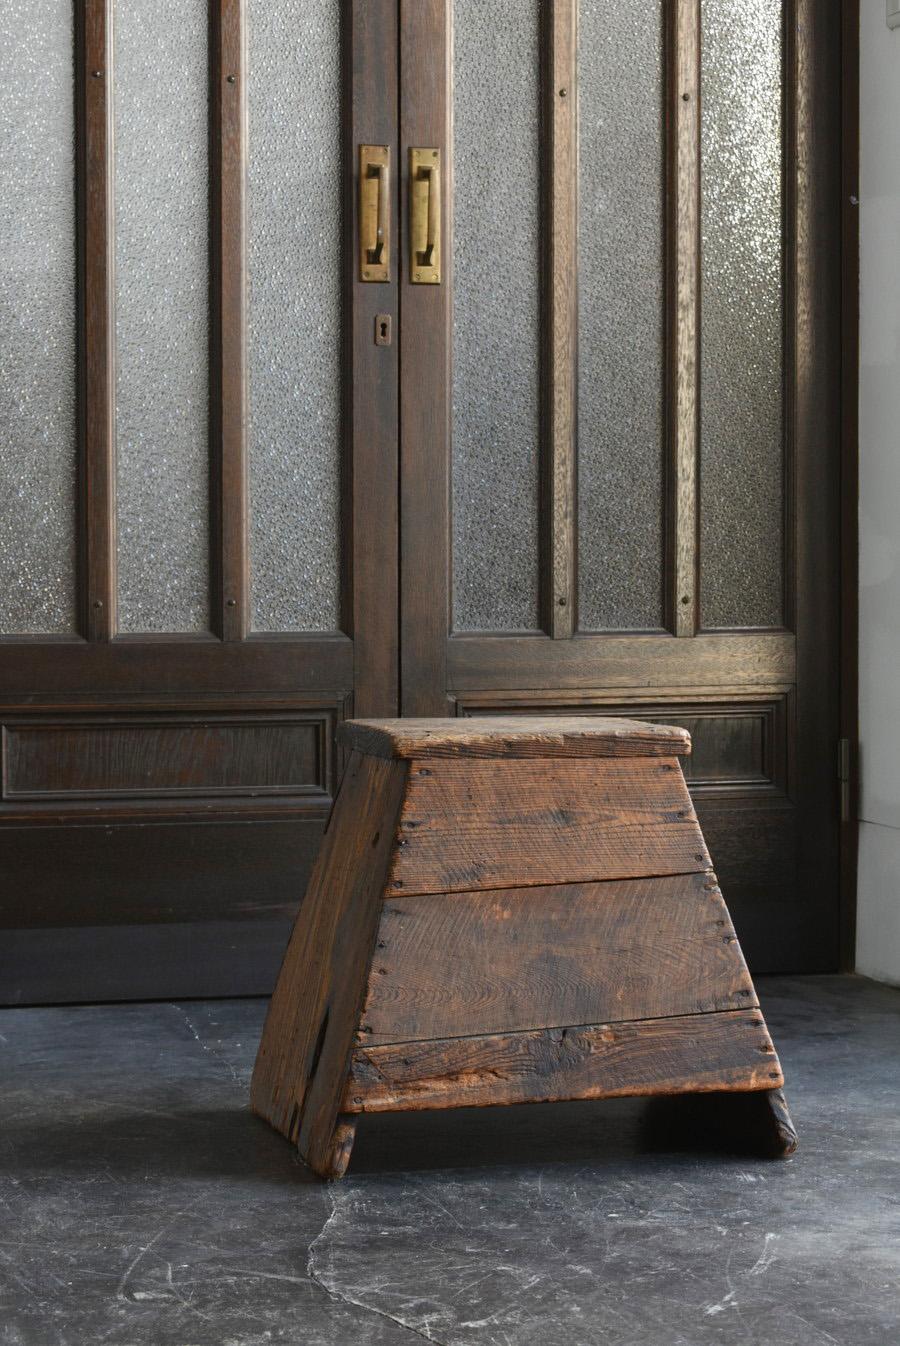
339, 716, 691, 760
250, 751, 407, 1175
357, 873, 756, 1044
387, 757, 709, 895
344, 1009, 782, 1113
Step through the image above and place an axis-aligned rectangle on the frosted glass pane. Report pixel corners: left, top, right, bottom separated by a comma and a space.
700, 0, 784, 629
248, 0, 342, 633
115, 0, 210, 634
452, 0, 541, 633
0, 1, 76, 634
577, 1, 665, 632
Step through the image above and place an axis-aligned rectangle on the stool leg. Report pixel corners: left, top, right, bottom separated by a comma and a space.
318, 1114, 358, 1180
760, 1087, 799, 1157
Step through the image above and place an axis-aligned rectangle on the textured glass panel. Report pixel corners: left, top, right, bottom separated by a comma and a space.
700, 0, 784, 628
577, 1, 665, 632
248, 0, 341, 632
115, 0, 209, 633
452, 0, 541, 633
0, 1, 76, 633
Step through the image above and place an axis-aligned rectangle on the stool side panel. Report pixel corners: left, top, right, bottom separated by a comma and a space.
389, 756, 709, 896
250, 752, 407, 1164
343, 1009, 782, 1113
339, 716, 692, 761
357, 873, 757, 1045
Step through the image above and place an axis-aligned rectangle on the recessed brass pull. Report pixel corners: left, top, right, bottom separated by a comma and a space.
410, 148, 441, 284
359, 145, 390, 282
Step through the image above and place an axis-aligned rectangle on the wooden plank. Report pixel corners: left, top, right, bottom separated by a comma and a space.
210, 0, 248, 641
344, 1008, 782, 1112
446, 631, 795, 690
388, 757, 710, 896
348, 0, 400, 716
667, 0, 699, 637
339, 715, 691, 760
399, 0, 451, 715
542, 0, 577, 638
76, 0, 116, 640
358, 873, 756, 1045
250, 751, 407, 1168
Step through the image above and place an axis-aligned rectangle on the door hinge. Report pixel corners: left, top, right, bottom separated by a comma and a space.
837, 737, 852, 823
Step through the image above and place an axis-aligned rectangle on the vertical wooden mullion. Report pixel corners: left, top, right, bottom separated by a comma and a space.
348, 0, 400, 716
210, 0, 248, 640
399, 0, 451, 714
542, 0, 578, 640
668, 0, 700, 638
77, 0, 116, 641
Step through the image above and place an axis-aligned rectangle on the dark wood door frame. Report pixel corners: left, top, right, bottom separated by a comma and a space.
840, 0, 860, 972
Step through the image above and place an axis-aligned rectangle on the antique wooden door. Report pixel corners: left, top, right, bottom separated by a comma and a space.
1, 0, 844, 1003
0, 1, 399, 1001
398, 0, 844, 972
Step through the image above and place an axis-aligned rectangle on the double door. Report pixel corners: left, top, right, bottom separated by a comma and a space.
0, 0, 844, 1002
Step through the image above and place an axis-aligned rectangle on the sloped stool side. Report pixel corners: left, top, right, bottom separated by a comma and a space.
250, 749, 408, 1177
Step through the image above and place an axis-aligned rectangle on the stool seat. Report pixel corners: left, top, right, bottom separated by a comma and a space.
251, 715, 796, 1178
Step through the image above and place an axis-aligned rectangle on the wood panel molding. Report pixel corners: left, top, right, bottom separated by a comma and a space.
76, 0, 116, 640
210, 0, 249, 641
542, 0, 577, 638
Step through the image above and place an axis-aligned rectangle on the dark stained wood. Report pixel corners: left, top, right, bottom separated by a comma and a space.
1, 918, 293, 1006
761, 1087, 799, 1158
210, 0, 248, 642
839, 0, 859, 971
666, 0, 700, 638
339, 715, 691, 760
76, 0, 116, 641
399, 0, 451, 716
542, 0, 577, 638
4, 718, 325, 799
388, 757, 710, 896
357, 873, 756, 1045
791, 0, 843, 974
250, 751, 408, 1172
0, 636, 354, 697
446, 632, 796, 691
0, 816, 325, 930
344, 1009, 782, 1113
347, 0, 400, 716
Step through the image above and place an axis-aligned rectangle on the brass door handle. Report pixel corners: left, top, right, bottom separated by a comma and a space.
410, 148, 441, 284
359, 145, 389, 282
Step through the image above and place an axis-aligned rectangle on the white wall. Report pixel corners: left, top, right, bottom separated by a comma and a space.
857, 1, 900, 984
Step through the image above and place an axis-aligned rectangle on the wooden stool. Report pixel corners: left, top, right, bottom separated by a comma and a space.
251, 717, 797, 1178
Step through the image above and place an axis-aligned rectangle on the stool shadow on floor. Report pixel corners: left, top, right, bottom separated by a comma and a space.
0, 1106, 320, 1187
345, 1090, 797, 1177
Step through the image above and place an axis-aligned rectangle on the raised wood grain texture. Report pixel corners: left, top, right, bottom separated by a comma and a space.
388, 757, 710, 896
339, 715, 691, 760
543, 0, 577, 638
357, 873, 756, 1045
76, 0, 116, 640
344, 1009, 782, 1113
210, 0, 248, 641
668, 0, 699, 637
250, 751, 407, 1175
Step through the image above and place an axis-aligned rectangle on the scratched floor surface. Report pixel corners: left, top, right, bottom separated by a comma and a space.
1, 975, 898, 1345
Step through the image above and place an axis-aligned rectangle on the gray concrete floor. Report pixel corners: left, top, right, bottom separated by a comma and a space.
1, 975, 898, 1345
